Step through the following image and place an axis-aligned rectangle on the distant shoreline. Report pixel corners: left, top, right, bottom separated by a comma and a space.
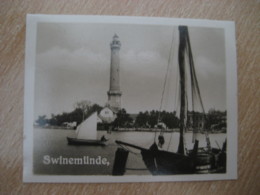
34, 125, 226, 133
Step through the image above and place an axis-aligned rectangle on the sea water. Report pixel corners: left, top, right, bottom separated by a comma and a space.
33, 128, 226, 175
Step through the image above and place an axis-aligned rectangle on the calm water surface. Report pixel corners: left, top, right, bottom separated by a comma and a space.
34, 128, 226, 175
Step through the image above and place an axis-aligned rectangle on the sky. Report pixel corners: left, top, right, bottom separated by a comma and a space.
34, 22, 226, 119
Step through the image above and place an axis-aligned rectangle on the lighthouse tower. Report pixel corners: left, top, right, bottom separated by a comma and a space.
107, 34, 122, 112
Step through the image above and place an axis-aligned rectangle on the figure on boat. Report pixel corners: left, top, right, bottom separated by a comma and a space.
101, 135, 108, 142
158, 134, 165, 148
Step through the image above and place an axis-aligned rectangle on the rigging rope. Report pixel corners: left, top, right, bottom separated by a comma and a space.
185, 27, 211, 151
154, 28, 175, 143
118, 144, 141, 155
167, 131, 174, 151
158, 28, 175, 121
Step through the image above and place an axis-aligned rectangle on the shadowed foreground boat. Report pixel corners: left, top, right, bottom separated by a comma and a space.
115, 140, 226, 175
114, 26, 227, 175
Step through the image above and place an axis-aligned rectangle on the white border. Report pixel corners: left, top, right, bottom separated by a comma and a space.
23, 15, 237, 183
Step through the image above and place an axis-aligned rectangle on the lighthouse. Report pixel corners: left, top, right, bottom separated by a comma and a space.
107, 34, 122, 112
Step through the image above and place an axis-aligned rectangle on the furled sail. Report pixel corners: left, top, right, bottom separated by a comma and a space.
76, 112, 97, 140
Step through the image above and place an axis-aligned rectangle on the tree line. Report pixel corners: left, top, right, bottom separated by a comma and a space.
35, 100, 226, 131
35, 101, 102, 127
110, 109, 179, 129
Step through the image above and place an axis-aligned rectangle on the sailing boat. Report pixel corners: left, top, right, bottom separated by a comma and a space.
115, 26, 226, 175
67, 112, 108, 146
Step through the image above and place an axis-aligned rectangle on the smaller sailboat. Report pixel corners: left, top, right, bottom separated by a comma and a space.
67, 112, 108, 146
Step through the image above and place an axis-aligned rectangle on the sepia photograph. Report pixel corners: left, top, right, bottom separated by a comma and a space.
23, 15, 237, 183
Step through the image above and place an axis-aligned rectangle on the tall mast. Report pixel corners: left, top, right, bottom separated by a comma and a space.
177, 26, 211, 153
177, 26, 187, 155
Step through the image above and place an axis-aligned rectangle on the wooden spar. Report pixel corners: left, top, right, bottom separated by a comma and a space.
177, 26, 187, 155
115, 140, 146, 151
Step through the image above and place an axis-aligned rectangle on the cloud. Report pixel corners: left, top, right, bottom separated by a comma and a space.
36, 46, 109, 71
121, 49, 167, 76
34, 47, 110, 118
195, 56, 224, 78
34, 23, 227, 118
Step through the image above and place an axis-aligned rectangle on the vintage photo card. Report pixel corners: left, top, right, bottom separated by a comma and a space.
24, 15, 237, 183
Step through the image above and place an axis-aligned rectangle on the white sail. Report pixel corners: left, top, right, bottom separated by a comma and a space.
76, 112, 97, 140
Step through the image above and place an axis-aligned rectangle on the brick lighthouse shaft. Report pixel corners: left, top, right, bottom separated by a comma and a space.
107, 34, 122, 111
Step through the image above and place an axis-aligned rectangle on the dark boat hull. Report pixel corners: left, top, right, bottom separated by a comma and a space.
67, 137, 107, 146
141, 149, 195, 175
141, 148, 226, 175
115, 140, 226, 175
115, 141, 195, 174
